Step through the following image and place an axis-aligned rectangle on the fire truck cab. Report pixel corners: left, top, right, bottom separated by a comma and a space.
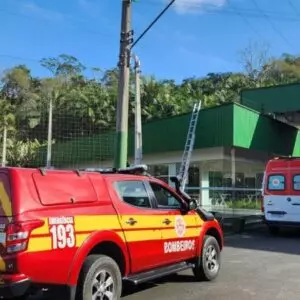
0, 165, 223, 300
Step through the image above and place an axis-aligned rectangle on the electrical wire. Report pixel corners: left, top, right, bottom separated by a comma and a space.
226, 0, 265, 40
0, 8, 113, 38
144, 0, 300, 23
249, 0, 294, 49
0, 53, 107, 74
288, 0, 300, 17
131, 0, 176, 49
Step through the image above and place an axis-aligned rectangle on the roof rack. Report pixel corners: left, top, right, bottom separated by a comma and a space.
83, 164, 149, 175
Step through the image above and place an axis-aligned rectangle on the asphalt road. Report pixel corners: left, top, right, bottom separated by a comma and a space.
30, 226, 300, 300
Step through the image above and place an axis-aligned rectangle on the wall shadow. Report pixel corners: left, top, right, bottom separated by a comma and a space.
250, 114, 298, 156
225, 225, 300, 256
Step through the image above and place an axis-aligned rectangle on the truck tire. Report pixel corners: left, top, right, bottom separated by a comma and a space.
193, 235, 221, 282
77, 254, 122, 300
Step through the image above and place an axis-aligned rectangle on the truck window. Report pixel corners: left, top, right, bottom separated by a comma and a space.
267, 174, 285, 191
149, 182, 181, 209
0, 173, 12, 217
114, 181, 151, 208
293, 175, 300, 190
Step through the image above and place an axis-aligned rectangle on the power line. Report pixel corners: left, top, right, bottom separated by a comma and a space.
226, 0, 265, 40
144, 0, 300, 23
250, 0, 294, 49
288, 0, 300, 17
131, 0, 175, 49
0, 53, 107, 74
0, 8, 113, 38
0, 54, 41, 63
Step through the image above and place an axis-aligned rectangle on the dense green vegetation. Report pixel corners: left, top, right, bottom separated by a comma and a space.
0, 49, 300, 166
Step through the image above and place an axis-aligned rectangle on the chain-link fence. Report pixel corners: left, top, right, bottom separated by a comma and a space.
0, 100, 116, 169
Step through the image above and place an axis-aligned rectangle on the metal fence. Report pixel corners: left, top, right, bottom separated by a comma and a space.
185, 186, 263, 215
0, 103, 116, 169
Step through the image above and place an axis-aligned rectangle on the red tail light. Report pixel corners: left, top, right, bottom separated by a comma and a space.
5, 220, 44, 254
258, 195, 264, 213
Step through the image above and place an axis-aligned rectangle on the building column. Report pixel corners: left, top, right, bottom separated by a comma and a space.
199, 169, 210, 208
231, 147, 236, 187
231, 147, 236, 206
168, 163, 177, 188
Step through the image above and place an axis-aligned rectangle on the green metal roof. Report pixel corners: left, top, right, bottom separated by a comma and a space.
241, 83, 300, 113
32, 103, 300, 167
128, 103, 233, 156
233, 104, 300, 156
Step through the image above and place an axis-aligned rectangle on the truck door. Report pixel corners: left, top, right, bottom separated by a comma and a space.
145, 180, 200, 265
108, 178, 164, 274
286, 166, 300, 222
264, 171, 290, 222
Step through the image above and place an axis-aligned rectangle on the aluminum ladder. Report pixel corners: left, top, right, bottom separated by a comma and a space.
177, 101, 202, 191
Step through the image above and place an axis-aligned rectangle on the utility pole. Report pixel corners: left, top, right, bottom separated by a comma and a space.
114, 0, 133, 168
132, 53, 142, 165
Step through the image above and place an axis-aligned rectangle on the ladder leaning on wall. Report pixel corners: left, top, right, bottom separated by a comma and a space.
177, 101, 202, 191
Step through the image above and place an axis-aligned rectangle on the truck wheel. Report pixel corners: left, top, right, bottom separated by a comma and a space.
77, 254, 122, 300
193, 235, 221, 282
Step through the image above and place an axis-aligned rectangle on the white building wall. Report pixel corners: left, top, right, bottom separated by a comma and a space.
76, 147, 226, 169
74, 146, 267, 210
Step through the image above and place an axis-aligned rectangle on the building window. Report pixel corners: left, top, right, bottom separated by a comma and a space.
148, 165, 168, 182
187, 165, 200, 187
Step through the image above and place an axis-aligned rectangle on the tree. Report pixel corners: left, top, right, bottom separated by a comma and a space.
0, 65, 32, 103
40, 54, 86, 78
0, 51, 300, 167
238, 40, 271, 85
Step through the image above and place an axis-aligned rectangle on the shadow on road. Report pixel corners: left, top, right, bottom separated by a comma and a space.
225, 225, 300, 255
122, 273, 197, 297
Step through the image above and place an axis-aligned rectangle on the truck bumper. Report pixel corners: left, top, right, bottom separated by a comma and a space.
0, 274, 30, 298
265, 220, 300, 228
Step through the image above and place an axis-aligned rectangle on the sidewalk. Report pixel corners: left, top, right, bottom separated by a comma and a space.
211, 210, 264, 234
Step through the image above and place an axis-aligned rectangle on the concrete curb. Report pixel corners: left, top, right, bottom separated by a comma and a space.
217, 214, 265, 234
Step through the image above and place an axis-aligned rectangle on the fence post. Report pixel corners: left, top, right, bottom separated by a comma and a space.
46, 97, 53, 168
1, 125, 7, 167
231, 147, 236, 213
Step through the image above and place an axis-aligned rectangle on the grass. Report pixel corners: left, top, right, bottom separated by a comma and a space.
227, 199, 261, 210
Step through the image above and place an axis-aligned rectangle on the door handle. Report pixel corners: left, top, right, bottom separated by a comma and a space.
162, 218, 172, 225
126, 218, 137, 226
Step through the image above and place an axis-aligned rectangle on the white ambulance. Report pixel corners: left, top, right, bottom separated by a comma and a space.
262, 157, 300, 234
